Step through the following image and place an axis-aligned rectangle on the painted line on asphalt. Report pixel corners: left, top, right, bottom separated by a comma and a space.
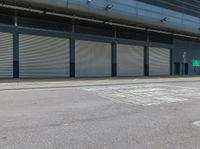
192, 121, 200, 127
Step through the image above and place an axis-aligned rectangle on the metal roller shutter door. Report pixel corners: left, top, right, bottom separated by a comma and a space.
0, 32, 13, 78
75, 40, 111, 77
117, 44, 144, 76
19, 34, 69, 78
149, 47, 170, 76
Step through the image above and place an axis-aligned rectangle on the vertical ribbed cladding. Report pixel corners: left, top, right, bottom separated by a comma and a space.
0, 32, 13, 78
19, 34, 70, 78
75, 40, 112, 77
149, 47, 170, 76
117, 45, 144, 77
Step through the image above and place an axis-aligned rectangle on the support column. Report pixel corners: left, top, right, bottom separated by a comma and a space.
144, 46, 149, 76
145, 30, 149, 76
13, 28, 19, 78
112, 42, 117, 77
170, 48, 173, 75
70, 38, 75, 77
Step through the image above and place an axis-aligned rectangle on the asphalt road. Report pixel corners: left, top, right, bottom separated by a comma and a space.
0, 80, 200, 149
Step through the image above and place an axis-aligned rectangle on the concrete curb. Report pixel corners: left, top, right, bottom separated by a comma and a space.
0, 76, 199, 91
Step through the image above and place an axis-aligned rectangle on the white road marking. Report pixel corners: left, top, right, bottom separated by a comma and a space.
192, 121, 200, 127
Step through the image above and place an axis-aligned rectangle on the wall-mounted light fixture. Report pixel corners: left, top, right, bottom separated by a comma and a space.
105, 4, 113, 10
43, 9, 47, 15
160, 17, 169, 22
87, 0, 92, 4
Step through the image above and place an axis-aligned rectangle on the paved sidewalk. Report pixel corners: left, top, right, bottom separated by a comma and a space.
0, 76, 200, 90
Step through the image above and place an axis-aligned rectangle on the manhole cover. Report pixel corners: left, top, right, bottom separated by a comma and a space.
192, 121, 200, 127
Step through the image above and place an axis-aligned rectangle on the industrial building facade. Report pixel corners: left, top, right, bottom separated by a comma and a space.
0, 0, 200, 78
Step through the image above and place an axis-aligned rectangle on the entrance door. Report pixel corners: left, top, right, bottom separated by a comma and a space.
174, 62, 180, 75
182, 63, 188, 75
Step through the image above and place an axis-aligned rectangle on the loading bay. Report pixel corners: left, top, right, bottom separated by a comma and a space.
0, 77, 200, 149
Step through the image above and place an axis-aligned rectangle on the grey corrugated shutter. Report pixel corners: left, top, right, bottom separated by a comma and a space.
75, 40, 111, 77
117, 44, 144, 76
0, 32, 13, 78
19, 34, 69, 78
149, 47, 170, 76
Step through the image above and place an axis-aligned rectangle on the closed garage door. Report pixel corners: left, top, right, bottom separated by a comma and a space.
75, 40, 111, 77
0, 32, 13, 78
149, 47, 170, 76
19, 34, 69, 78
117, 44, 144, 76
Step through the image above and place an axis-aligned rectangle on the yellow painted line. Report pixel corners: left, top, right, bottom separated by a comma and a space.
159, 77, 164, 80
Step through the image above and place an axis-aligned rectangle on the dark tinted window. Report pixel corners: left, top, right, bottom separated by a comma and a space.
149, 31, 173, 44
0, 8, 14, 25
116, 27, 147, 41
17, 11, 72, 32
75, 20, 114, 37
